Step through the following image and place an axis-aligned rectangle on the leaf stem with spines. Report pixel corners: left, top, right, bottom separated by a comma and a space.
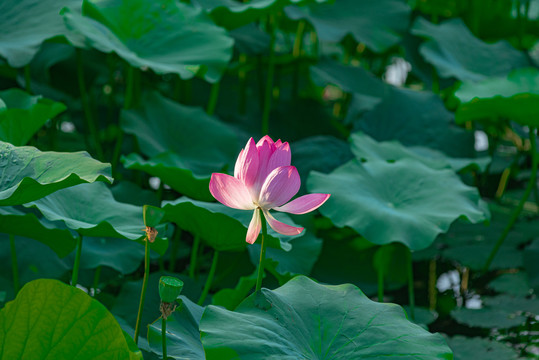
483, 127, 538, 272
9, 234, 19, 295
134, 237, 150, 344
71, 234, 83, 286
255, 209, 268, 292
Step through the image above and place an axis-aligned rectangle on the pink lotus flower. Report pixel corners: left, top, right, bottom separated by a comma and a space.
209, 136, 330, 244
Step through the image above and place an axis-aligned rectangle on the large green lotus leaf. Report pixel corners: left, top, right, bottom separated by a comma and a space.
24, 182, 168, 255
200, 276, 452, 359
162, 197, 295, 252
0, 88, 66, 146
0, 141, 112, 206
0, 234, 70, 302
455, 68, 539, 126
355, 87, 476, 158
121, 92, 239, 197
0, 0, 80, 67
307, 159, 489, 250
122, 153, 213, 201
193, 0, 327, 30
0, 206, 76, 258
451, 294, 538, 329
350, 132, 490, 173
447, 336, 519, 360
285, 0, 411, 53
147, 296, 204, 360
62, 0, 233, 82
411, 17, 528, 82
0, 279, 142, 359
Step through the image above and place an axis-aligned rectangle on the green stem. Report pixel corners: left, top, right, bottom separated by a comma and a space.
238, 53, 248, 115
92, 265, 102, 295
76, 49, 104, 161
168, 228, 182, 272
189, 235, 201, 279
72, 235, 83, 287
377, 268, 384, 302
255, 210, 268, 292
24, 65, 31, 94
198, 250, 219, 305
483, 127, 538, 272
206, 81, 220, 115
9, 234, 19, 295
406, 248, 415, 321
111, 66, 135, 175
292, 20, 306, 99
261, 13, 277, 135
134, 238, 150, 345
162, 316, 167, 360
428, 259, 437, 311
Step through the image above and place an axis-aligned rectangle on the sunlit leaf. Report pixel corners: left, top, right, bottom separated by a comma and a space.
24, 182, 168, 255
0, 141, 112, 206
0, 279, 142, 359
200, 276, 453, 359
0, 0, 79, 67
62, 0, 233, 82
455, 68, 539, 126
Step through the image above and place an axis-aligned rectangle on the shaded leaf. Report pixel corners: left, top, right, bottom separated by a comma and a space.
0, 206, 76, 258
350, 132, 490, 172
147, 297, 205, 360
0, 88, 66, 146
411, 17, 528, 82
447, 336, 519, 360
0, 141, 112, 206
286, 0, 411, 53
307, 158, 489, 250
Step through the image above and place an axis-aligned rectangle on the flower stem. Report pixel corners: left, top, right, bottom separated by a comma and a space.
206, 81, 220, 115
261, 13, 277, 135
483, 127, 538, 272
428, 259, 437, 311
406, 248, 415, 321
189, 235, 201, 279
255, 210, 268, 292
71, 235, 83, 287
76, 49, 104, 161
161, 316, 167, 360
198, 250, 219, 305
134, 238, 150, 345
9, 234, 19, 295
